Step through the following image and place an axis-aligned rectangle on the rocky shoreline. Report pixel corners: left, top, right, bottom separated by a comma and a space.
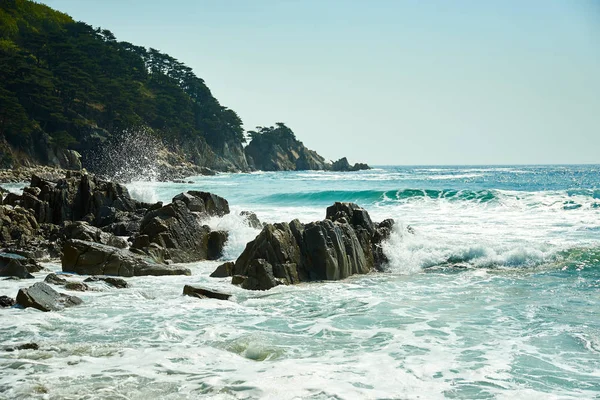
0, 170, 393, 318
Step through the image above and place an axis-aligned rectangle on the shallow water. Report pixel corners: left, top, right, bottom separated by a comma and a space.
1, 165, 599, 399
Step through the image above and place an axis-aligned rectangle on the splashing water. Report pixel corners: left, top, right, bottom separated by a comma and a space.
86, 126, 163, 183
2, 165, 600, 399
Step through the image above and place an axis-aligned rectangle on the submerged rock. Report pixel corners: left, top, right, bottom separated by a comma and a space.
3, 343, 39, 352
0, 295, 15, 307
183, 285, 231, 300
62, 239, 191, 277
233, 203, 393, 290
44, 273, 68, 285
84, 276, 129, 289
64, 281, 90, 292
16, 282, 82, 312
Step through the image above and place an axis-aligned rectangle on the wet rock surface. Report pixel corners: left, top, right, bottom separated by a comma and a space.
0, 295, 15, 307
183, 285, 231, 300
62, 239, 191, 277
84, 275, 129, 288
210, 261, 234, 278
16, 282, 83, 312
130, 192, 229, 263
0, 253, 42, 279
232, 202, 394, 290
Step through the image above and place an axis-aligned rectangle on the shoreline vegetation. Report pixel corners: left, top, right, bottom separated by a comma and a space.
0, 0, 369, 178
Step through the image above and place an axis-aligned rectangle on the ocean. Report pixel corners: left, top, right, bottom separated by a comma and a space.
1, 165, 599, 399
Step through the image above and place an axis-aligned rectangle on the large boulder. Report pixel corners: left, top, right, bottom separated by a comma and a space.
61, 221, 127, 248
0, 253, 42, 278
130, 192, 229, 263
210, 261, 234, 278
240, 259, 281, 291
233, 203, 393, 290
62, 239, 191, 277
16, 282, 82, 312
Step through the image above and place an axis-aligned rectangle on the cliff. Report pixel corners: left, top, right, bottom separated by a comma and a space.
0, 1, 369, 177
0, 0, 247, 173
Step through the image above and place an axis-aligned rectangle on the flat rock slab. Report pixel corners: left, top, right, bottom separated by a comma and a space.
84, 276, 129, 288
183, 285, 231, 301
3, 343, 39, 352
63, 239, 191, 277
16, 282, 82, 312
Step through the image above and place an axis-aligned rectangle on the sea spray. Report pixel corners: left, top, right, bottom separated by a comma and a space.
86, 126, 162, 183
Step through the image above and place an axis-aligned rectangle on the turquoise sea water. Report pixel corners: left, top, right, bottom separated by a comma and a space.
1, 165, 599, 399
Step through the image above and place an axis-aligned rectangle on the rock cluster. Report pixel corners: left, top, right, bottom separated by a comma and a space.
225, 202, 394, 290
130, 191, 229, 263
330, 157, 371, 172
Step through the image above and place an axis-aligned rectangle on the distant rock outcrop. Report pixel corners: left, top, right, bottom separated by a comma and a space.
330, 157, 371, 172
231, 202, 394, 290
245, 123, 330, 171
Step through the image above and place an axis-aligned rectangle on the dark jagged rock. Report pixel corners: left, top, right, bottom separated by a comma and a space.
330, 157, 371, 172
240, 259, 280, 291
62, 239, 191, 277
210, 261, 234, 278
0, 295, 15, 307
0, 253, 42, 279
62, 221, 127, 248
231, 275, 245, 285
3, 343, 39, 351
16, 282, 83, 312
207, 231, 228, 260
5, 172, 146, 230
84, 276, 129, 288
233, 203, 393, 290
0, 205, 39, 244
171, 191, 229, 219
240, 211, 264, 229
130, 192, 229, 263
44, 273, 68, 285
183, 285, 231, 300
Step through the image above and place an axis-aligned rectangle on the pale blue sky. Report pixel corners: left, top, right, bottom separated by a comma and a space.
42, 0, 600, 165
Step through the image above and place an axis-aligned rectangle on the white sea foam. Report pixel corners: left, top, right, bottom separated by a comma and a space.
2, 167, 599, 399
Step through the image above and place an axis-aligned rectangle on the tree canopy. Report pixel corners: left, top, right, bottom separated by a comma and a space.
0, 0, 245, 164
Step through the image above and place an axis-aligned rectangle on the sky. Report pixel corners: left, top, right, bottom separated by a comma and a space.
42, 0, 600, 165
